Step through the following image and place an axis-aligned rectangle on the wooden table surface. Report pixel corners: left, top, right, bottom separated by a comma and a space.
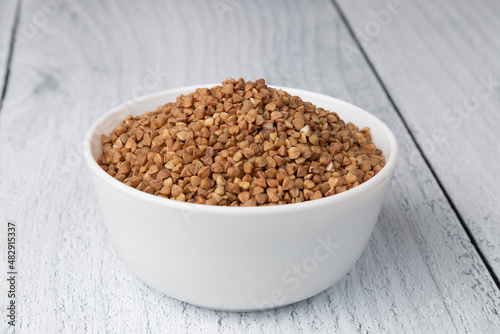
1, 0, 499, 333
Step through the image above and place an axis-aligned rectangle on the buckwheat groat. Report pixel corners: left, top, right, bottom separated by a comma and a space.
97, 78, 385, 206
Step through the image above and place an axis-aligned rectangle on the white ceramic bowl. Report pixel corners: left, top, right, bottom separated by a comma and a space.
83, 85, 398, 311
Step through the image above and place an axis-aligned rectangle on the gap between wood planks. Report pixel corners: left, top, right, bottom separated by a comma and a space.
0, 0, 21, 113
330, 0, 500, 289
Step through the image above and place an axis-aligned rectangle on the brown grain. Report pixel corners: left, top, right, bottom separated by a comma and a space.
97, 78, 386, 206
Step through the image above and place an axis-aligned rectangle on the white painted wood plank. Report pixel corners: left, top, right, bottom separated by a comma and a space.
0, 0, 498, 333
0, 0, 17, 102
336, 0, 500, 276
0, 1, 18, 333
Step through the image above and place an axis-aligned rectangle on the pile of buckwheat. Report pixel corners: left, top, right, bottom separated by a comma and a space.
97, 78, 385, 206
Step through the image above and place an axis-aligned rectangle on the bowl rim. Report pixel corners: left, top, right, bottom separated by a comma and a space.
83, 84, 398, 215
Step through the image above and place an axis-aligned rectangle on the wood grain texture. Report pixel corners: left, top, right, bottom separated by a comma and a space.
0, 0, 17, 104
336, 0, 500, 276
0, 1, 18, 333
0, 0, 499, 333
